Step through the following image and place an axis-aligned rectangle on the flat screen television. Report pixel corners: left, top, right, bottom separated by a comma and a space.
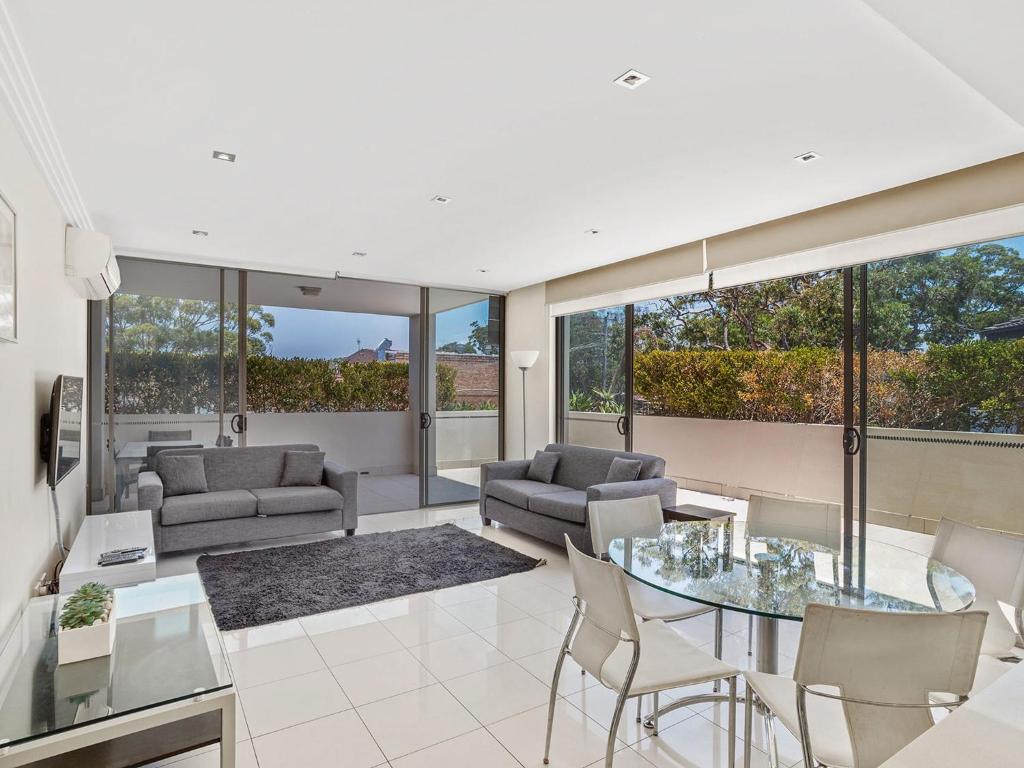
40, 375, 83, 488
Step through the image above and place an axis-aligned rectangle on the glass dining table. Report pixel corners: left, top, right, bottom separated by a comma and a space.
608, 518, 976, 676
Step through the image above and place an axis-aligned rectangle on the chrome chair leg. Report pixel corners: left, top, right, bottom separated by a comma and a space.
636, 694, 643, 724
748, 614, 753, 656
728, 676, 737, 768
713, 608, 724, 692
543, 648, 569, 765
744, 689, 754, 768
605, 688, 630, 768
763, 706, 780, 768
652, 691, 660, 736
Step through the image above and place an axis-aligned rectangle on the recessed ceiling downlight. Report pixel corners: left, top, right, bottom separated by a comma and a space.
795, 151, 822, 164
212, 150, 236, 162
613, 70, 650, 90
352, 251, 367, 257
585, 228, 599, 235
192, 229, 208, 237
298, 285, 322, 297
431, 195, 452, 205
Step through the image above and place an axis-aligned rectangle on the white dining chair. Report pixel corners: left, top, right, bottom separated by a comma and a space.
927, 517, 1024, 699
589, 495, 725, 721
545, 535, 740, 768
744, 494, 842, 655
743, 603, 987, 768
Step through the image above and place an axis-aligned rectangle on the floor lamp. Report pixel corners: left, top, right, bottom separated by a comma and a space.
510, 350, 539, 459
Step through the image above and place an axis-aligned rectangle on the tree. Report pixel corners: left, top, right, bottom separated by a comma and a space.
634, 242, 1023, 355
112, 294, 275, 354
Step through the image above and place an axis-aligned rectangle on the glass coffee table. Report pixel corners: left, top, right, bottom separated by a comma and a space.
0, 575, 234, 767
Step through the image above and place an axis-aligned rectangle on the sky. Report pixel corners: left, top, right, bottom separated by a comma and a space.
265, 298, 490, 359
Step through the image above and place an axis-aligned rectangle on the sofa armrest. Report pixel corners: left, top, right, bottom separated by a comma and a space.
138, 470, 165, 514
480, 459, 531, 484
586, 477, 677, 509
323, 461, 358, 522
479, 460, 532, 519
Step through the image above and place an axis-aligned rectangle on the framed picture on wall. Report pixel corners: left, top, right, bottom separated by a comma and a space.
0, 191, 15, 343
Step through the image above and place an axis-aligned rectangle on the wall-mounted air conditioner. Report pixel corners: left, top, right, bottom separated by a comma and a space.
65, 227, 120, 300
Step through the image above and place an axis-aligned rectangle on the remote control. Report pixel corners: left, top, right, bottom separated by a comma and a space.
97, 551, 145, 566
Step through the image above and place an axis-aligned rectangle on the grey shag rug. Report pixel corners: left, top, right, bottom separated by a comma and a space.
195, 524, 545, 631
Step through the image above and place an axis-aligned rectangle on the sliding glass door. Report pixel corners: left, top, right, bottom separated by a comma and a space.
556, 305, 631, 449
860, 236, 1024, 537
95, 260, 237, 513
419, 288, 503, 506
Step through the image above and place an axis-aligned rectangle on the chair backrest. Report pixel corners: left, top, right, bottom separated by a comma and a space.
794, 603, 986, 768
148, 429, 192, 441
588, 495, 664, 558
931, 517, 1024, 654
746, 494, 842, 551
564, 535, 639, 678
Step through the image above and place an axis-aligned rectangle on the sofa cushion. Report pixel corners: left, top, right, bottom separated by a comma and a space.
281, 451, 325, 487
485, 479, 573, 509
157, 455, 209, 497
543, 443, 666, 490
252, 486, 344, 516
527, 450, 560, 483
528, 491, 588, 525
161, 489, 257, 526
606, 457, 642, 483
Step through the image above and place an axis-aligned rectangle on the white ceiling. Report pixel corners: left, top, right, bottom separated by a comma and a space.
4, 0, 1024, 292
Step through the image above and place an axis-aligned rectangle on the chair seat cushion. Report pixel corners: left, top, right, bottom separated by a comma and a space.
744, 670, 853, 768
528, 491, 588, 525
485, 479, 573, 508
251, 486, 344, 516
161, 489, 257, 526
627, 581, 716, 621
600, 620, 736, 696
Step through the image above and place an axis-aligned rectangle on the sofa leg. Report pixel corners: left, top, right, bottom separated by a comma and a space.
481, 517, 492, 526
345, 528, 356, 536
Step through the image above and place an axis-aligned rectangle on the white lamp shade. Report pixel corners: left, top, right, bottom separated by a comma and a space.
510, 350, 540, 369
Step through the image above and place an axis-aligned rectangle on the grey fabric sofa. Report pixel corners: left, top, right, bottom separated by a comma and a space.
480, 442, 676, 555
138, 443, 358, 554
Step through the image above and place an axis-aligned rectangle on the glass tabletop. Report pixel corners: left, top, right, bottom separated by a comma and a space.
609, 519, 975, 621
0, 574, 231, 749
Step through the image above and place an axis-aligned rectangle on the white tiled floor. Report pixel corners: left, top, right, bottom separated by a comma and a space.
150, 498, 937, 768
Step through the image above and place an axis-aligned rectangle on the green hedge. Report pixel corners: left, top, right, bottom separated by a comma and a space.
634, 340, 1024, 432
112, 354, 460, 413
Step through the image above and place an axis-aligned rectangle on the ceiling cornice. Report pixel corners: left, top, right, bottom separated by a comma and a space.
0, 0, 92, 228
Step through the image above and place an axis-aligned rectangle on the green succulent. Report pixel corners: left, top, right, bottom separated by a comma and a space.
60, 582, 113, 631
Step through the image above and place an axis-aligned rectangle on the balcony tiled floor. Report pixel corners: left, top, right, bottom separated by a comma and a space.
151, 492, 936, 768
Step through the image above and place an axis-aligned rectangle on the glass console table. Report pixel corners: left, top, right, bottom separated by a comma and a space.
0, 575, 234, 767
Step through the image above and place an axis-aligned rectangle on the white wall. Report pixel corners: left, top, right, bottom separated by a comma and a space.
0, 104, 87, 642
505, 283, 551, 460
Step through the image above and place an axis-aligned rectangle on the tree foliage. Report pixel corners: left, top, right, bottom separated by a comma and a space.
112, 294, 276, 355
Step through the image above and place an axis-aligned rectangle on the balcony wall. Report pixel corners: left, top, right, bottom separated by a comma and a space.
630, 415, 1024, 535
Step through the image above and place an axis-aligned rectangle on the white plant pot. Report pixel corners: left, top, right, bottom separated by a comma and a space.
58, 595, 116, 665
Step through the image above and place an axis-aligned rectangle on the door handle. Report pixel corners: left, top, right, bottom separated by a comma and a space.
616, 415, 629, 436
843, 427, 861, 455
420, 412, 433, 430
230, 414, 246, 434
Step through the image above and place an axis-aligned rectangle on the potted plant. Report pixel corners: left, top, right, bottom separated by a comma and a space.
58, 582, 116, 665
